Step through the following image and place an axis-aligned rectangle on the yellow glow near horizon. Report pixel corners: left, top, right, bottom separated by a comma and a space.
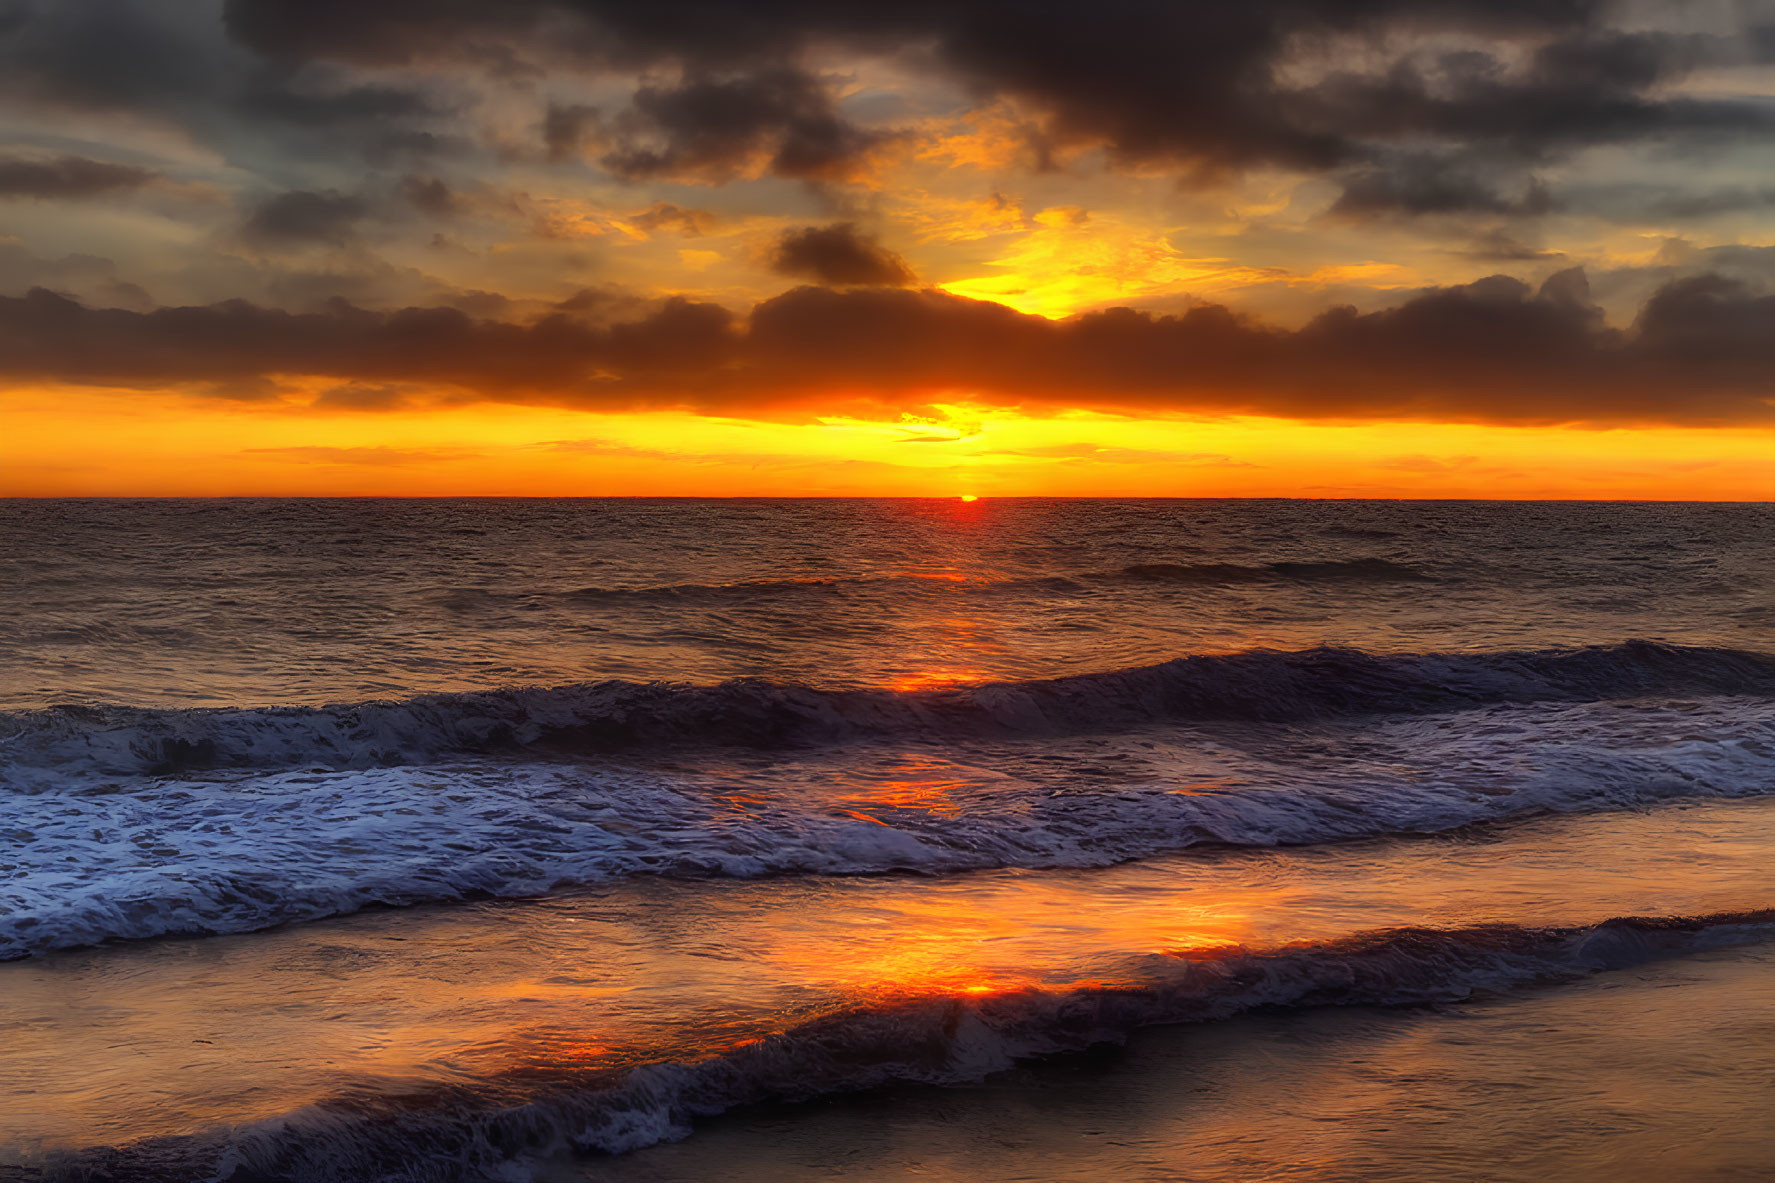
3, 384, 1770, 499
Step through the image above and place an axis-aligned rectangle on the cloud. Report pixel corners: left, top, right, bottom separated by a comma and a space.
1457, 229, 1566, 263
542, 101, 601, 161
600, 68, 888, 184
242, 73, 435, 127
2, 0, 1767, 226
0, 0, 458, 180
1641, 186, 1775, 219
769, 223, 915, 287
0, 154, 156, 199
241, 189, 368, 246
214, 0, 1775, 199
628, 202, 718, 237
1, 0, 1766, 260
2, 0, 218, 114
1329, 155, 1556, 218
0, 240, 155, 307
5, 269, 1773, 427
310, 382, 414, 410
397, 175, 458, 216
1294, 28, 1766, 152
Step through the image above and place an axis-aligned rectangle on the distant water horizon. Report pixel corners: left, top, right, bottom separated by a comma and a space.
7, 494, 1770, 500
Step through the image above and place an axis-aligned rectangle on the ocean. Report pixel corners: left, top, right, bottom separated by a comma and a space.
1, 498, 1771, 1181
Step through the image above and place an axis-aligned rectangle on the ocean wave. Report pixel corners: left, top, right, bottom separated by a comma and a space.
23, 910, 1774, 1183
5, 695, 1773, 959
4, 641, 1772, 779
1118, 558, 1430, 583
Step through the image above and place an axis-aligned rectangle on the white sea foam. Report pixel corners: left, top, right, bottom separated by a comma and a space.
3, 695, 1773, 959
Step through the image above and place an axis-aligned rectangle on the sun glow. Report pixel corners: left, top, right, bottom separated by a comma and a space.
3, 385, 1771, 499
935, 211, 1273, 318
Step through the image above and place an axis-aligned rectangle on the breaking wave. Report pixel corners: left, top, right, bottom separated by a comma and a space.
22, 910, 1774, 1183
5, 642, 1772, 779
5, 693, 1774, 959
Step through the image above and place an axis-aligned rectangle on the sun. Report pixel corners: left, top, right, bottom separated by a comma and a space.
958, 494, 979, 502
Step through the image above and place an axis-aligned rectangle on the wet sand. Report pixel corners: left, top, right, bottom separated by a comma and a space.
588, 942, 1775, 1183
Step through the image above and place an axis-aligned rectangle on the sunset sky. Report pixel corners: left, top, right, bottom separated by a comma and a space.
2, 0, 1773, 497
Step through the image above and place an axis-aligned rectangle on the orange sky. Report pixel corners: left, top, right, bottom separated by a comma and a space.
3, 2, 1773, 498
6, 385, 1769, 499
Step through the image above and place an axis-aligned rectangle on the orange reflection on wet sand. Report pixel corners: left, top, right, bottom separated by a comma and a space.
3, 798, 1772, 1151
757, 882, 1256, 1007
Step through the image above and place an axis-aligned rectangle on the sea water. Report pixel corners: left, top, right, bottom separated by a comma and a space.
0, 498, 1770, 1181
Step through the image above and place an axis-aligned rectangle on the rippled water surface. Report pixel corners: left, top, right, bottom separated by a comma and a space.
3, 498, 1769, 705
1, 499, 1771, 1181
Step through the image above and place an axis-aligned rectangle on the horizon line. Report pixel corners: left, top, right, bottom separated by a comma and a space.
3, 495, 1770, 505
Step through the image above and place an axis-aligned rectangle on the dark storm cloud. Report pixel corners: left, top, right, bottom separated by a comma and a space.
770, 223, 914, 287
0, 0, 214, 113
1643, 187, 1775, 219
221, 0, 550, 66
0, 154, 155, 199
542, 101, 601, 161
1457, 229, 1565, 263
241, 189, 369, 246
1628, 273, 1775, 368
215, 0, 1774, 200
600, 68, 887, 183
0, 0, 453, 177
1294, 29, 1760, 155
241, 74, 437, 127
0, 286, 739, 391
1, 0, 1764, 222
5, 271, 1772, 427
1295, 28, 1774, 214
1329, 155, 1556, 218
397, 175, 459, 216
